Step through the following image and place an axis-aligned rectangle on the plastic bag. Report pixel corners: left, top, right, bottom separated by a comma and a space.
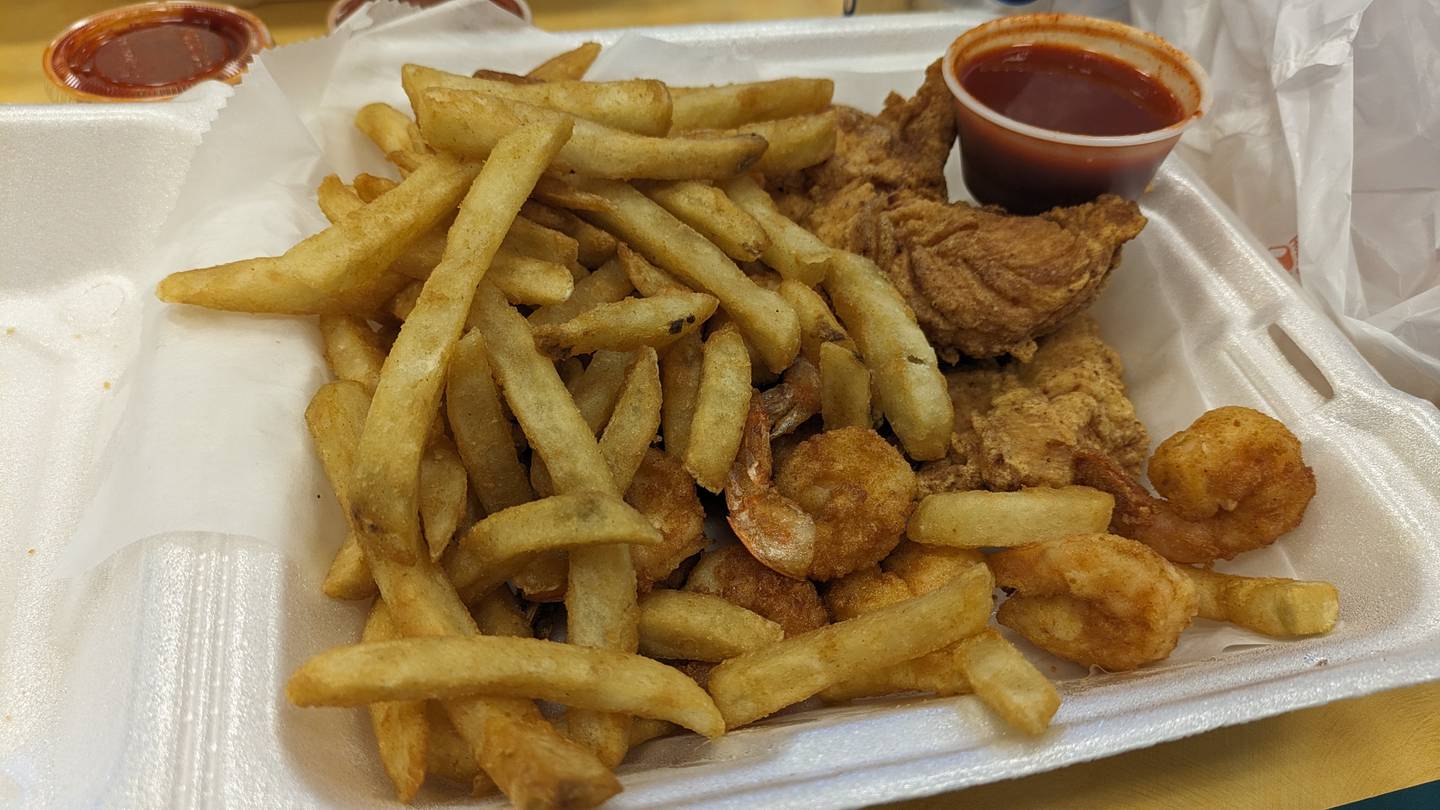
1129, 0, 1440, 403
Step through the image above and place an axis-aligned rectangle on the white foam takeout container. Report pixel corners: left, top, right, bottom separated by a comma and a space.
2, 10, 1439, 809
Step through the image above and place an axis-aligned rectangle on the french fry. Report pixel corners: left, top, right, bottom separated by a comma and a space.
437, 711, 676, 790
425, 704, 494, 792
468, 282, 637, 763
569, 349, 635, 433
908, 486, 1115, 548
669, 78, 834, 131
157, 155, 479, 315
402, 64, 671, 136
353, 172, 398, 202
355, 102, 433, 172
418, 435, 468, 561
639, 180, 769, 263
533, 292, 717, 358
565, 535, 640, 766
682, 325, 752, 492
598, 348, 662, 491
529, 258, 633, 327
1181, 567, 1340, 637
323, 537, 374, 600
819, 644, 974, 702
659, 330, 703, 458
289, 636, 725, 738
956, 629, 1061, 735
363, 601, 428, 803
825, 249, 952, 460
340, 175, 581, 276
638, 590, 784, 662
306, 381, 618, 807
568, 178, 800, 372
319, 315, 387, 392
315, 174, 366, 221
446, 330, 534, 514
470, 586, 535, 639
306, 380, 379, 601
617, 244, 687, 297
506, 216, 583, 268
722, 175, 830, 286
826, 546, 1058, 734
445, 493, 661, 602
389, 280, 422, 321
486, 252, 575, 306
521, 200, 618, 268
527, 42, 602, 81
512, 552, 570, 603
627, 718, 678, 747
727, 111, 837, 174
706, 563, 994, 728
778, 279, 853, 364
819, 340, 871, 430
473, 283, 616, 496
350, 119, 572, 565
416, 89, 766, 181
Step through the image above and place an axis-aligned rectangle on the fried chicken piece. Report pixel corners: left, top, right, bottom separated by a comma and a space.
781, 59, 1148, 361
917, 315, 1148, 495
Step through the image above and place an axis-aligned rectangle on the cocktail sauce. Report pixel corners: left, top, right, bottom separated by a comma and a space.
44, 2, 271, 102
959, 44, 1184, 137
942, 14, 1210, 215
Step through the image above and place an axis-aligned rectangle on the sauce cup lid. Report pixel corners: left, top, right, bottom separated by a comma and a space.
943, 13, 1212, 149
43, 2, 272, 103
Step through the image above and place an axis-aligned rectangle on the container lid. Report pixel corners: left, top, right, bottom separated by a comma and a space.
43, 2, 273, 102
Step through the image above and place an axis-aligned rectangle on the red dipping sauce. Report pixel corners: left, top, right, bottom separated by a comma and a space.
943, 15, 1210, 214
44, 2, 271, 102
960, 44, 1185, 137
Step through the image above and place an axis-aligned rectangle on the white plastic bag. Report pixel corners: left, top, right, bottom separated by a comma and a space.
1129, 0, 1440, 402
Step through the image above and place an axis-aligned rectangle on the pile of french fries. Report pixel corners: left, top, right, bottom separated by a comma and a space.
154, 42, 1339, 809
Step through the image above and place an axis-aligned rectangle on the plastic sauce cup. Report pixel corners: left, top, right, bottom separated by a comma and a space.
943, 14, 1211, 214
43, 2, 272, 103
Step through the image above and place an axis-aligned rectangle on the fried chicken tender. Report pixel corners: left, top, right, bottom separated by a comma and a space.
774, 60, 1147, 361
917, 316, 1148, 496
726, 400, 917, 581
989, 533, 1198, 671
1076, 406, 1316, 564
626, 448, 707, 589
684, 544, 829, 638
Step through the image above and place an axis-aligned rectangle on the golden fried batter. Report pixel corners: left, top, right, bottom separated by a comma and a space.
726, 397, 917, 582
989, 533, 1198, 671
776, 60, 1146, 361
626, 448, 706, 590
1076, 406, 1315, 564
684, 544, 829, 638
918, 315, 1148, 495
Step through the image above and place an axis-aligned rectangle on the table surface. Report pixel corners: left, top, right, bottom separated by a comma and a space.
7, 2, 1440, 807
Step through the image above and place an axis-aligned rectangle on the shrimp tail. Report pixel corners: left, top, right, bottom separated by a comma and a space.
725, 400, 817, 580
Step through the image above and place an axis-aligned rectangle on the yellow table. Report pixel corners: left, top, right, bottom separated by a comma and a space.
6, 2, 1439, 808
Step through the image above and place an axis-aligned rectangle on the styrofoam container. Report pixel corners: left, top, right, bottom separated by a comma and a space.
2, 10, 1439, 809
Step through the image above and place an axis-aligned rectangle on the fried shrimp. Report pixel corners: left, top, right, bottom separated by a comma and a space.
684, 544, 829, 637
726, 400, 917, 581
1076, 406, 1315, 564
756, 356, 822, 438
989, 533, 1198, 671
626, 448, 707, 590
